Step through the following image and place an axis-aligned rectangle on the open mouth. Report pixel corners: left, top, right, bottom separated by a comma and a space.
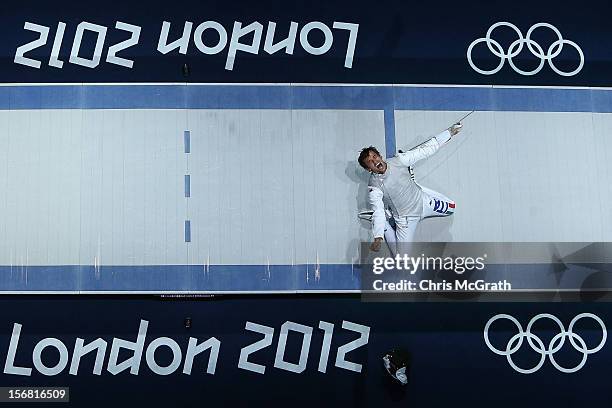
376, 162, 384, 170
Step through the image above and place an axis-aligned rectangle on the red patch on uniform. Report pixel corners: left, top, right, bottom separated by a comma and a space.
449, 202, 456, 208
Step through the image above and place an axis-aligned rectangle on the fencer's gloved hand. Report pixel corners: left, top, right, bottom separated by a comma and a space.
449, 122, 463, 137
370, 237, 383, 252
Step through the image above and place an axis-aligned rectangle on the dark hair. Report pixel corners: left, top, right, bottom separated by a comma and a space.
358, 146, 381, 169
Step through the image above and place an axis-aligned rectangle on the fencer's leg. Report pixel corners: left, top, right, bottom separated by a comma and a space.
394, 216, 420, 242
384, 218, 398, 256
393, 216, 420, 257
420, 186, 455, 219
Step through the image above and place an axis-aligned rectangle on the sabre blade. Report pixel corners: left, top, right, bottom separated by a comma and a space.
455, 110, 475, 124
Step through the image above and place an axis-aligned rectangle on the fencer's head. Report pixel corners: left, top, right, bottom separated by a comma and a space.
358, 146, 387, 174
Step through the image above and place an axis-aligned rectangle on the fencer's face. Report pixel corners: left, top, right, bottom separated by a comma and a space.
363, 151, 387, 174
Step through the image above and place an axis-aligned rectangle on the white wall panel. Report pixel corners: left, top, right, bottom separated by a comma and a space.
78, 110, 187, 266
394, 110, 606, 241
0, 107, 610, 267
187, 109, 385, 265
0, 110, 81, 266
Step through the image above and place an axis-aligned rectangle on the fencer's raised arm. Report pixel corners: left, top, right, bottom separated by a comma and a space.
367, 186, 386, 239
397, 130, 452, 167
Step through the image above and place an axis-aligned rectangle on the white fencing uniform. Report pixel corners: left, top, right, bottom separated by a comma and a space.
368, 130, 455, 244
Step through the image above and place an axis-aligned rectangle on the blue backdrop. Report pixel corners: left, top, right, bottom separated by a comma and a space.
0, 296, 610, 406
1, 0, 610, 85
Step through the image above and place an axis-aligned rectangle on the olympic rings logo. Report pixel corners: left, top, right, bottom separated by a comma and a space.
467, 22, 584, 77
484, 313, 606, 374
